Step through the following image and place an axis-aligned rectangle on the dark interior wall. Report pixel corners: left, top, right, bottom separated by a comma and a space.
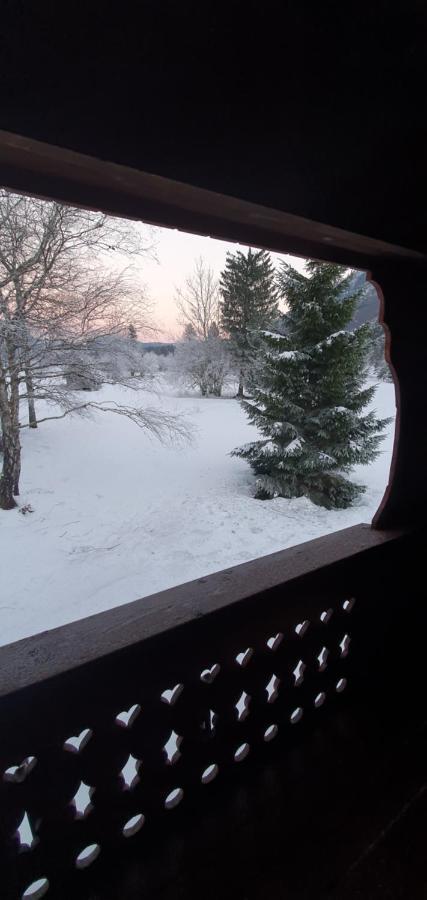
1, 1, 427, 251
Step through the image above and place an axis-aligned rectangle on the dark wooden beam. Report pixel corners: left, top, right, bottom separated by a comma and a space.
0, 130, 426, 271
370, 264, 427, 530
0, 524, 403, 698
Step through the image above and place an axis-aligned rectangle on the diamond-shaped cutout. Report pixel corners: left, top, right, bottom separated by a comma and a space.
340, 634, 351, 657
16, 812, 37, 851
72, 782, 93, 819
235, 691, 250, 722
120, 755, 141, 790
293, 660, 306, 687
164, 730, 183, 765
317, 647, 329, 672
266, 674, 280, 703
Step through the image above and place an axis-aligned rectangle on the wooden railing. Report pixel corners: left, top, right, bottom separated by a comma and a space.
0, 524, 408, 899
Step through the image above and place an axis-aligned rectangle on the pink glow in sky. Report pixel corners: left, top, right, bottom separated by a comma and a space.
131, 224, 305, 340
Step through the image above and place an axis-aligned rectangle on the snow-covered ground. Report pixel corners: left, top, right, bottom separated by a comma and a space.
1, 379, 396, 646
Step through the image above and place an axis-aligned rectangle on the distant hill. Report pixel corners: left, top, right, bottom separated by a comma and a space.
140, 342, 175, 356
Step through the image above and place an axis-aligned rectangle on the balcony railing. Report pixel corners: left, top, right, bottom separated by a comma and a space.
1, 523, 416, 899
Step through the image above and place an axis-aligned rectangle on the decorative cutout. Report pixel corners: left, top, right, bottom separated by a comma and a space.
264, 724, 278, 742
116, 704, 141, 728
120, 755, 141, 790
161, 684, 184, 705
4, 575, 361, 890
200, 664, 220, 684
290, 707, 303, 724
293, 660, 306, 687
266, 674, 280, 703
201, 709, 218, 735
314, 692, 326, 708
163, 730, 183, 765
235, 648, 254, 667
320, 609, 333, 624
317, 647, 329, 672
123, 813, 145, 837
22, 879, 49, 899
343, 597, 356, 613
340, 634, 351, 657
16, 812, 37, 851
165, 788, 184, 809
266, 633, 283, 651
4, 756, 37, 783
76, 844, 100, 870
63, 729, 92, 753
72, 782, 93, 819
201, 763, 219, 784
235, 691, 250, 722
234, 743, 250, 762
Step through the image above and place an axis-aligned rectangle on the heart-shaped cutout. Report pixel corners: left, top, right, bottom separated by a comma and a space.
320, 609, 333, 624
4, 756, 37, 784
295, 620, 309, 638
343, 597, 356, 613
266, 633, 283, 651
235, 648, 253, 667
200, 664, 220, 684
161, 684, 184, 705
63, 729, 92, 753
116, 704, 141, 728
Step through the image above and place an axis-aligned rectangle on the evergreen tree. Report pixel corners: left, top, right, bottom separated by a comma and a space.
233, 261, 390, 509
220, 248, 279, 397
128, 323, 137, 340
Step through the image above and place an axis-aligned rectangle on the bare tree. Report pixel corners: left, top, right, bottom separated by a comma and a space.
0, 189, 187, 510
174, 335, 233, 397
175, 257, 220, 340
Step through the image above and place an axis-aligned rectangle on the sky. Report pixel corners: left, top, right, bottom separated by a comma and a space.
130, 223, 306, 340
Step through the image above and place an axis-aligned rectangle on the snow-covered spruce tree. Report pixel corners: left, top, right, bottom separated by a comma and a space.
233, 261, 390, 509
219, 248, 279, 397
